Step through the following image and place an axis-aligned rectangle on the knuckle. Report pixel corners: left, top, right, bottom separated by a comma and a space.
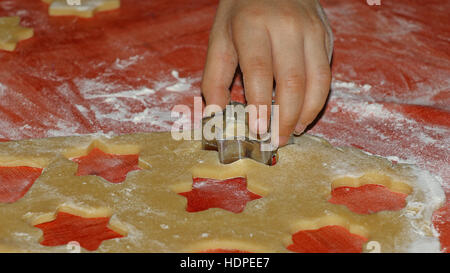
314, 65, 332, 83
278, 8, 302, 25
217, 51, 238, 66
279, 13, 302, 32
245, 58, 272, 77
242, 6, 266, 20
232, 6, 266, 25
280, 73, 305, 91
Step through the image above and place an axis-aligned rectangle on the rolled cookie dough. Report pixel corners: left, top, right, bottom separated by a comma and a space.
42, 0, 120, 18
0, 17, 33, 52
0, 132, 445, 252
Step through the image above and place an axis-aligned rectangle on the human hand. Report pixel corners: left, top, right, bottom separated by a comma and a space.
201, 0, 333, 146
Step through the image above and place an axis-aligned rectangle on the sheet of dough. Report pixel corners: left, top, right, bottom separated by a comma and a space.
0, 132, 445, 252
0, 16, 33, 52
43, 0, 120, 18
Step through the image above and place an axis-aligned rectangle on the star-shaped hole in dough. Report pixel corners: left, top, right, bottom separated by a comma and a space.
71, 147, 141, 183
329, 184, 409, 214
287, 225, 368, 253
0, 133, 444, 252
286, 214, 368, 253
42, 0, 120, 18
34, 210, 125, 251
328, 173, 412, 214
0, 16, 34, 52
0, 166, 43, 203
178, 177, 262, 213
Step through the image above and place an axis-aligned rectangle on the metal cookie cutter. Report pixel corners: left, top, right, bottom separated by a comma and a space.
201, 102, 283, 165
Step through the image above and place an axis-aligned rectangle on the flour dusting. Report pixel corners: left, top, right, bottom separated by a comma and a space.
113, 55, 144, 70
165, 70, 194, 92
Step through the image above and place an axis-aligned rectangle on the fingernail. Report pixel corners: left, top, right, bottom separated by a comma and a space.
293, 123, 307, 136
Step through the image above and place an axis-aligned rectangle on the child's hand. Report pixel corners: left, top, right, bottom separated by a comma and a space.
201, 0, 333, 146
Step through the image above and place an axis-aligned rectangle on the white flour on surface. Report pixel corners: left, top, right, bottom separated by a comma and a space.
165, 70, 193, 92
317, 79, 449, 185
342, 148, 446, 252
113, 55, 144, 70
66, 66, 201, 132
404, 167, 445, 252
82, 86, 156, 102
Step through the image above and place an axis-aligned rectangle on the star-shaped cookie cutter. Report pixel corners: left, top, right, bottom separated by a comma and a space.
202, 102, 293, 165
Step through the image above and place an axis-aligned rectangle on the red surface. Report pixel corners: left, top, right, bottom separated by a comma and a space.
433, 204, 450, 253
287, 225, 368, 253
329, 184, 408, 214
179, 177, 261, 213
71, 148, 141, 183
35, 212, 123, 251
0, 166, 43, 203
0, 0, 448, 251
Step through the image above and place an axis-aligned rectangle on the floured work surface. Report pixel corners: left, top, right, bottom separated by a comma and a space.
0, 132, 445, 252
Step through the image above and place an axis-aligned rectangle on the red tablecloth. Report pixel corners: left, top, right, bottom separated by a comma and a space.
0, 0, 448, 252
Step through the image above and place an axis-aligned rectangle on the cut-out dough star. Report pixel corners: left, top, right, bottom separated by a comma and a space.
287, 225, 368, 253
179, 177, 262, 213
71, 147, 141, 183
0, 17, 34, 52
34, 211, 124, 251
0, 166, 43, 203
42, 0, 120, 18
